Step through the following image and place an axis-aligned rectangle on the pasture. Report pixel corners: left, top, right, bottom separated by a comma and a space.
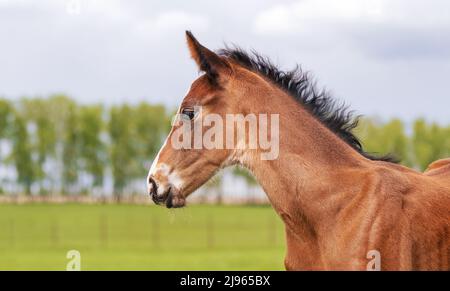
0, 203, 285, 270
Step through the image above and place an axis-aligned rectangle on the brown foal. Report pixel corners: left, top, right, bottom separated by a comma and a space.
147, 32, 450, 270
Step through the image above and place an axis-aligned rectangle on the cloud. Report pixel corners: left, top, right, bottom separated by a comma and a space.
253, 0, 386, 35
0, 0, 449, 123
60, 1, 210, 37
253, 0, 450, 59
135, 11, 209, 36
153, 11, 208, 32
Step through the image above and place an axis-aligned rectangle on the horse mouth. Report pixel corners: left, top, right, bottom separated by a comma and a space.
151, 187, 185, 208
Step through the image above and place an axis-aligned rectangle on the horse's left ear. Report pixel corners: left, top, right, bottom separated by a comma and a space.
185, 31, 231, 86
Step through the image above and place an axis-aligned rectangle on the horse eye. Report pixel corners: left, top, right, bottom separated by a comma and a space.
181, 108, 196, 120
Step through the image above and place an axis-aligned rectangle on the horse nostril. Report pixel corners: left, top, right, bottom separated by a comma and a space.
148, 176, 158, 196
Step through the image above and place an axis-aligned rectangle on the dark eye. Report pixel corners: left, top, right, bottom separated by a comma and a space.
181, 108, 196, 120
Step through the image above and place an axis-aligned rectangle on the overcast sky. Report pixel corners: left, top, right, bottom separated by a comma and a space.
1, 0, 449, 123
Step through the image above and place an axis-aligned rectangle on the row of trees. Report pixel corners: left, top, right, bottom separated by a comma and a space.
0, 96, 449, 197
356, 118, 450, 170
0, 95, 170, 197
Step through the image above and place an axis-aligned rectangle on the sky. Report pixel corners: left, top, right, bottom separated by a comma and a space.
1, 0, 449, 123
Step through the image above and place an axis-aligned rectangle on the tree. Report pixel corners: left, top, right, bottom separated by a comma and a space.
9, 112, 36, 194
0, 99, 12, 159
0, 99, 12, 193
41, 95, 79, 193
412, 119, 449, 171
109, 105, 138, 198
21, 98, 57, 194
0, 99, 11, 138
61, 101, 80, 194
357, 118, 411, 166
79, 105, 105, 188
133, 103, 171, 177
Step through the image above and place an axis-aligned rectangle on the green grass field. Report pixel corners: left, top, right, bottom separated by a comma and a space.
0, 203, 285, 270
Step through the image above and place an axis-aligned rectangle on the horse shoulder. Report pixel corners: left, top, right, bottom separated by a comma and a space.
368, 164, 450, 270
425, 158, 450, 175
424, 158, 450, 189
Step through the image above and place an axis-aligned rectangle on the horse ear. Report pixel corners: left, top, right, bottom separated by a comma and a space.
185, 31, 231, 86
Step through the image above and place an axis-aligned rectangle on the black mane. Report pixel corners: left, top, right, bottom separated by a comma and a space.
218, 47, 397, 163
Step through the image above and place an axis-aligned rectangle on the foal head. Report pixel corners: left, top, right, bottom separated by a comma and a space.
147, 32, 271, 208
147, 32, 395, 208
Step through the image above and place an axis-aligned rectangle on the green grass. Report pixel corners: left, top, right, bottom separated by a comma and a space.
0, 203, 285, 270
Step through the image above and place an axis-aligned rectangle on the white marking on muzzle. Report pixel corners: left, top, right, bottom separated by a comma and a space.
148, 137, 169, 176
168, 171, 183, 190
147, 105, 185, 195
155, 163, 170, 196
147, 138, 184, 195
147, 163, 169, 196
147, 136, 169, 194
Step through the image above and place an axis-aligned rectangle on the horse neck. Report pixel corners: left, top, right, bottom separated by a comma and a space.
236, 82, 370, 234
